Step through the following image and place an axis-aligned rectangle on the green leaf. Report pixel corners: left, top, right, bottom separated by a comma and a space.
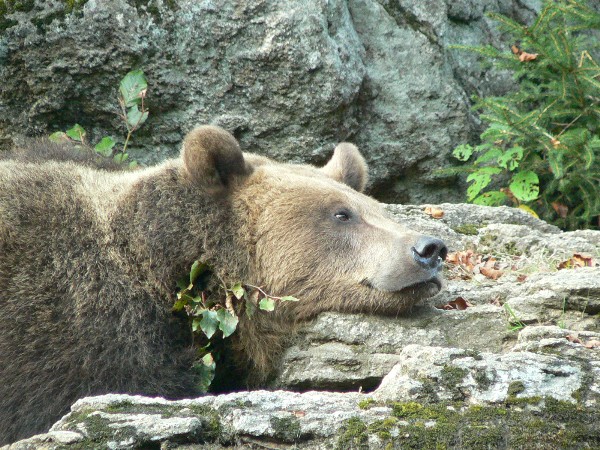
279, 296, 299, 302
113, 153, 128, 164
119, 69, 148, 108
193, 352, 215, 393
126, 105, 149, 129
128, 160, 139, 169
452, 144, 474, 161
176, 290, 193, 301
474, 147, 502, 165
190, 261, 209, 285
199, 310, 219, 339
216, 309, 238, 338
497, 146, 523, 171
230, 282, 245, 300
49, 131, 69, 143
176, 277, 189, 291
66, 124, 86, 142
472, 191, 507, 206
509, 171, 539, 202
94, 136, 116, 157
245, 297, 256, 318
466, 167, 502, 201
172, 299, 187, 312
259, 297, 276, 311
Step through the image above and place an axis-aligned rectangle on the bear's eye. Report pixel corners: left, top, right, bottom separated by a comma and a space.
334, 211, 351, 222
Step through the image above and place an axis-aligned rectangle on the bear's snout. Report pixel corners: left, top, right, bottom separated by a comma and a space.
411, 236, 448, 269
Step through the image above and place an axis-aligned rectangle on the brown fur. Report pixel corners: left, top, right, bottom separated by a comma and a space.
0, 125, 444, 444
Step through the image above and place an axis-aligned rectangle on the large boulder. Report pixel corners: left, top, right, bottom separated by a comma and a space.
0, 0, 540, 203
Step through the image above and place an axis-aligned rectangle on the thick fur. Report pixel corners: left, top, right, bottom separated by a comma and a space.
0, 126, 443, 443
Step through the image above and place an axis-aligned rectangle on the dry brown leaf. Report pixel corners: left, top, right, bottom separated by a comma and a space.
584, 339, 600, 349
550, 137, 561, 148
566, 334, 583, 344
519, 51, 539, 62
437, 296, 473, 311
516, 274, 528, 282
480, 258, 504, 280
511, 44, 538, 62
558, 253, 594, 270
551, 201, 569, 219
424, 206, 444, 219
447, 250, 508, 281
293, 410, 306, 417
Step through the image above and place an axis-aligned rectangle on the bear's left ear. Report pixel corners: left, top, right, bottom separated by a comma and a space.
181, 125, 249, 188
321, 143, 368, 192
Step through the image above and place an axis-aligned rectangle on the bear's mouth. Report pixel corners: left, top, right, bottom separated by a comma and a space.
360, 276, 443, 294
406, 276, 442, 291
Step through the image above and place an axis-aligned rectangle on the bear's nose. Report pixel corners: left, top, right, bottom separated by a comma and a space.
412, 236, 448, 269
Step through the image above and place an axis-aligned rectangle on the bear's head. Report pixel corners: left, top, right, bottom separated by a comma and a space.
181, 126, 446, 321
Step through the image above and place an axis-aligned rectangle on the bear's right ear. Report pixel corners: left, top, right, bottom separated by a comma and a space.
321, 143, 368, 192
181, 125, 249, 187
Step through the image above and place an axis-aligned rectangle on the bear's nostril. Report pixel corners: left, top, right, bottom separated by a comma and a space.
412, 237, 447, 268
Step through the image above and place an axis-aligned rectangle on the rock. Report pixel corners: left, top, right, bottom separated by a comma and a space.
0, 0, 543, 203
373, 344, 588, 405
274, 307, 511, 392
7, 387, 600, 449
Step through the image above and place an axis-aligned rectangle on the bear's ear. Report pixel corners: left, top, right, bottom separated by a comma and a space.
321, 143, 368, 192
181, 125, 248, 187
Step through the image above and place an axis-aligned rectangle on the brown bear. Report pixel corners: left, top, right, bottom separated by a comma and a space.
0, 126, 446, 444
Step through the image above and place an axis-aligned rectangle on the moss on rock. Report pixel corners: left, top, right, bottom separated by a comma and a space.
336, 398, 600, 449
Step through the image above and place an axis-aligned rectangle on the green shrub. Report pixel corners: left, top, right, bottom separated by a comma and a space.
452, 0, 600, 230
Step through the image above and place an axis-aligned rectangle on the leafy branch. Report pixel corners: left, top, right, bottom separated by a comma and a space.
172, 260, 299, 392
49, 70, 149, 168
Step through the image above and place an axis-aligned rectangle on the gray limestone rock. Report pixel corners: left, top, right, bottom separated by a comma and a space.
0, 0, 544, 203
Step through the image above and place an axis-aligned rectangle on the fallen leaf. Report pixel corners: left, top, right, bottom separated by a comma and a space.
584, 339, 600, 349
518, 204, 539, 219
446, 250, 510, 281
566, 334, 582, 344
550, 137, 561, 148
437, 297, 473, 311
558, 253, 594, 270
511, 44, 521, 55
480, 258, 504, 280
424, 206, 444, 219
516, 274, 528, 282
293, 410, 306, 417
551, 202, 568, 219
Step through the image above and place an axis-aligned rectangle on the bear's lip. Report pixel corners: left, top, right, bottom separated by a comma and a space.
402, 276, 442, 292
361, 276, 443, 294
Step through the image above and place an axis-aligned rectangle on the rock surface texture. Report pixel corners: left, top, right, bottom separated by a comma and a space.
0, 0, 542, 203
6, 203, 600, 449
